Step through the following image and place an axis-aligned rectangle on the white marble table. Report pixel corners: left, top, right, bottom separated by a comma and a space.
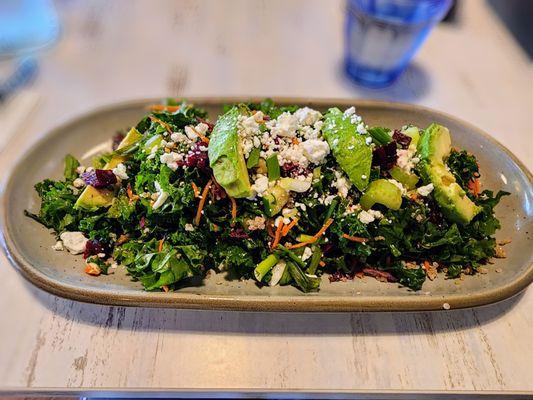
0, 0, 531, 397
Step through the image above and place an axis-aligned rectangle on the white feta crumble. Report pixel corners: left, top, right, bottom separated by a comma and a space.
344, 106, 356, 117
52, 240, 64, 251
333, 170, 351, 198
357, 209, 384, 224
184, 223, 195, 232
417, 183, 434, 197
279, 144, 308, 167
356, 123, 367, 135
75, 166, 86, 175
270, 112, 298, 137
301, 247, 313, 262
160, 152, 184, 171
73, 178, 85, 188
170, 131, 189, 143
388, 178, 407, 195
301, 139, 330, 164
184, 125, 199, 140
60, 232, 88, 255
365, 137, 373, 145
294, 107, 322, 126
396, 148, 419, 172
112, 163, 129, 180
251, 174, 269, 197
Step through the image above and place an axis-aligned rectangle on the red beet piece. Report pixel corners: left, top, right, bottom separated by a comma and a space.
82, 169, 117, 188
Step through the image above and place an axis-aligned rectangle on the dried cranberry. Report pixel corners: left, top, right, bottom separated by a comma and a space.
112, 132, 125, 150
82, 169, 117, 188
229, 228, 249, 239
281, 162, 311, 178
392, 130, 412, 149
185, 142, 210, 171
84, 239, 107, 259
212, 182, 227, 200
372, 141, 398, 170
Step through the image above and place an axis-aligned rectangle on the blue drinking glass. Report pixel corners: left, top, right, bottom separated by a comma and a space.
0, 0, 59, 59
344, 0, 452, 88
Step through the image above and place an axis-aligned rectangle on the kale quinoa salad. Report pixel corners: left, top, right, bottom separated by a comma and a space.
26, 99, 510, 293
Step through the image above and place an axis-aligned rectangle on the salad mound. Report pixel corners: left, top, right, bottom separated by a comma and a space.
26, 99, 509, 292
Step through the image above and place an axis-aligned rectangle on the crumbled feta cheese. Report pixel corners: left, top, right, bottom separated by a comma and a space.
52, 240, 64, 251
301, 247, 313, 262
396, 148, 419, 172
388, 178, 407, 195
195, 122, 209, 135
271, 112, 298, 137
60, 232, 88, 254
357, 209, 384, 224
184, 223, 195, 232
333, 170, 351, 198
160, 152, 184, 171
417, 183, 434, 197
73, 178, 85, 188
112, 163, 129, 180
251, 174, 269, 197
344, 106, 356, 117
323, 194, 336, 205
184, 126, 198, 140
170, 132, 189, 143
356, 123, 367, 135
280, 145, 308, 167
301, 139, 330, 164
75, 166, 86, 175
365, 137, 372, 145
294, 107, 322, 126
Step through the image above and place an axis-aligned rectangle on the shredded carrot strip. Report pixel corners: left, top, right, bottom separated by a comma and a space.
319, 261, 326, 267
162, 285, 169, 292
468, 179, 481, 196
291, 137, 300, 145
149, 115, 173, 134
286, 218, 334, 249
149, 104, 181, 112
158, 239, 164, 252
342, 233, 368, 243
281, 218, 299, 236
229, 197, 237, 222
191, 126, 210, 144
271, 221, 285, 250
212, 224, 220, 232
191, 182, 200, 198
422, 260, 430, 271
195, 179, 213, 225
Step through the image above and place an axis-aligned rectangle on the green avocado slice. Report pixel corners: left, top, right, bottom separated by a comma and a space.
208, 107, 252, 198
418, 123, 481, 224
323, 108, 372, 191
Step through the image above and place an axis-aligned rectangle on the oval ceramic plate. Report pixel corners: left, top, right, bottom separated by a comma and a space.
1, 98, 532, 311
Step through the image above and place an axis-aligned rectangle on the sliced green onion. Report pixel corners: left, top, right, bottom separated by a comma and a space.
307, 246, 322, 275
367, 127, 392, 145
266, 153, 281, 181
254, 254, 279, 282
